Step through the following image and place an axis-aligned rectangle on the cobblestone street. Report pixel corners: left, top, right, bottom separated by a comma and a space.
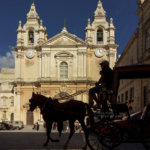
0, 126, 146, 150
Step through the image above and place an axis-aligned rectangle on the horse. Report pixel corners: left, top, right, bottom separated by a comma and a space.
29, 92, 95, 149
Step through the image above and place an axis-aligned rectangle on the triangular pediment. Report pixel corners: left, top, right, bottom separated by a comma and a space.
52, 36, 77, 45
41, 31, 87, 47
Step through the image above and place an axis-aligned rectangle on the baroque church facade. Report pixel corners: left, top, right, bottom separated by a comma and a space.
0, 0, 118, 124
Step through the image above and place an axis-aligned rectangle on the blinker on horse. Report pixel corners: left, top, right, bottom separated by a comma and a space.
29, 92, 95, 149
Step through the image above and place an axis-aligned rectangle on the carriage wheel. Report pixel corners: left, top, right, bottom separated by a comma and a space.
98, 123, 123, 150
88, 129, 102, 150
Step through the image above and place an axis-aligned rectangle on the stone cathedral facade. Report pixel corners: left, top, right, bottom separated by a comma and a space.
0, 0, 118, 124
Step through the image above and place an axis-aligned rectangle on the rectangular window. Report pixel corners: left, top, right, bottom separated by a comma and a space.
60, 62, 68, 79
130, 87, 134, 101
125, 91, 128, 102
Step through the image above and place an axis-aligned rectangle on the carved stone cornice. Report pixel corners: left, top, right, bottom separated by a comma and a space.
41, 52, 51, 57
41, 45, 86, 48
77, 52, 86, 55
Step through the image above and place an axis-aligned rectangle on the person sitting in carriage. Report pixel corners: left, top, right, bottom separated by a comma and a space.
88, 60, 114, 111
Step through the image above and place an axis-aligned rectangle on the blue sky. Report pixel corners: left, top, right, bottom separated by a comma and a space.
0, 0, 138, 69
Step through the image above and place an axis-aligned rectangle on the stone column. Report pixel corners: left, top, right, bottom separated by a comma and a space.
83, 52, 87, 77
77, 52, 83, 77
44, 53, 47, 77
45, 53, 51, 77
47, 53, 50, 77
37, 52, 42, 78
77, 52, 80, 77
15, 50, 22, 79
41, 53, 45, 78
14, 89, 23, 121
109, 48, 115, 68
56, 60, 58, 78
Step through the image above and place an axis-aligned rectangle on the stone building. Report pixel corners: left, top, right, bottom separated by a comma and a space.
116, 0, 150, 112
0, 0, 118, 124
0, 68, 14, 122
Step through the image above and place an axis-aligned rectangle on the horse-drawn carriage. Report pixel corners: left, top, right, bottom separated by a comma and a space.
88, 64, 150, 150
28, 64, 150, 150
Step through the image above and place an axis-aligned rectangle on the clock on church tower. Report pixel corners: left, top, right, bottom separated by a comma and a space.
95, 48, 104, 58
26, 49, 35, 59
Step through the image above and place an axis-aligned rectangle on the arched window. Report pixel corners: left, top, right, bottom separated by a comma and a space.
60, 62, 68, 78
28, 31, 34, 43
3, 99, 6, 106
10, 98, 14, 106
97, 29, 103, 42
10, 113, 14, 122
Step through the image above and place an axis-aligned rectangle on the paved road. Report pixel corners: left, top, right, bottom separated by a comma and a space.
0, 125, 84, 150
0, 126, 146, 150
0, 132, 83, 150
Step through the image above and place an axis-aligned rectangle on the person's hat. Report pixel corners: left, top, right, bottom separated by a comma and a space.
99, 60, 109, 65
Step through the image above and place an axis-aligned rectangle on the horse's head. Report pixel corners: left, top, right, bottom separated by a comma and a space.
29, 92, 38, 111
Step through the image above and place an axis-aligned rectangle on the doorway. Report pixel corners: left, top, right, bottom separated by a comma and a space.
26, 111, 34, 125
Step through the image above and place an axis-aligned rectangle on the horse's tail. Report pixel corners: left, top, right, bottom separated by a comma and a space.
85, 103, 94, 125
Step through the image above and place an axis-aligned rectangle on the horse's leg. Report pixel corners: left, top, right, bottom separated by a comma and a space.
44, 122, 59, 147
44, 122, 52, 146
64, 120, 75, 148
79, 119, 94, 150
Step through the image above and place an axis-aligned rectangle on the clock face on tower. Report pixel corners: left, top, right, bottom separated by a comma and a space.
26, 49, 35, 59
95, 48, 104, 58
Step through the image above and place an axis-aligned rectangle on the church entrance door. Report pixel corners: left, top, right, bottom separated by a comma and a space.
26, 111, 34, 125
10, 113, 14, 122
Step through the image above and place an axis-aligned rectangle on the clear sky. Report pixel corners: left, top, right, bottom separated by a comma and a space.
0, 0, 138, 69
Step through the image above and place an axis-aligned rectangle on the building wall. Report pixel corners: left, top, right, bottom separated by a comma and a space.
117, 0, 150, 112
0, 68, 15, 122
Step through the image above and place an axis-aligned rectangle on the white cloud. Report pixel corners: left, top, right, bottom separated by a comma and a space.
0, 51, 14, 69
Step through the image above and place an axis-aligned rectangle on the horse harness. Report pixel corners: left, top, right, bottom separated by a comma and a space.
41, 98, 71, 116
41, 98, 56, 114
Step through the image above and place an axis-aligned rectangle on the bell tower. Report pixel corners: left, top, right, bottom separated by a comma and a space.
15, 2, 48, 80
16, 2, 48, 47
85, 0, 115, 45
85, 0, 118, 69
